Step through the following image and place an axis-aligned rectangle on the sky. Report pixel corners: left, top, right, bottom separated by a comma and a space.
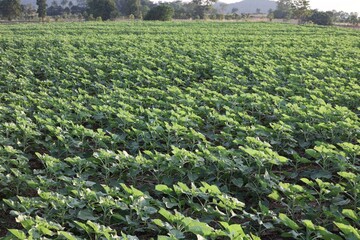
158, 0, 360, 13
308, 0, 360, 13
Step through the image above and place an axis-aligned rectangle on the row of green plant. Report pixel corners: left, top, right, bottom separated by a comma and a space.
0, 22, 359, 239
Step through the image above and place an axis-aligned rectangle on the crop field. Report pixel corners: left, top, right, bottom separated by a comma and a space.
0, 22, 359, 239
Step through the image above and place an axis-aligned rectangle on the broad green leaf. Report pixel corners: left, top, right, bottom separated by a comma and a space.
232, 178, 244, 188
278, 213, 300, 231
74, 221, 92, 234
177, 182, 190, 192
158, 235, 177, 240
155, 184, 173, 194
305, 149, 319, 158
251, 233, 261, 240
316, 226, 343, 240
338, 172, 357, 181
8, 229, 26, 239
300, 178, 315, 187
302, 220, 315, 231
153, 219, 164, 227
310, 170, 332, 179
159, 208, 174, 221
38, 226, 54, 236
268, 190, 281, 201
58, 231, 78, 240
77, 209, 98, 221
342, 209, 359, 222
334, 222, 360, 239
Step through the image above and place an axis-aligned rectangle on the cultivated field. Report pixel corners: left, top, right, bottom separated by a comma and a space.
0, 22, 359, 239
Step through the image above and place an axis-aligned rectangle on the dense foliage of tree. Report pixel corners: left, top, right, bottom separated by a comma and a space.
36, 0, 47, 20
307, 10, 333, 25
0, 0, 21, 20
273, 0, 293, 19
116, 0, 152, 18
87, 0, 117, 20
144, 5, 174, 21
292, 0, 310, 21
160, 1, 194, 19
273, 0, 310, 21
192, 0, 217, 19
347, 13, 359, 25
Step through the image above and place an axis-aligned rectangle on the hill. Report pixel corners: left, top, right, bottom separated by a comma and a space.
214, 0, 277, 14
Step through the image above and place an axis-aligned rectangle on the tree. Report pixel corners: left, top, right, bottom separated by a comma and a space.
256, 8, 261, 14
292, 0, 310, 22
191, 0, 217, 19
307, 10, 333, 25
161, 1, 193, 19
231, 7, 238, 14
87, 0, 118, 20
348, 12, 359, 26
144, 5, 174, 21
22, 3, 36, 20
37, 0, 47, 20
273, 0, 293, 19
268, 8, 274, 21
0, 0, 21, 20
117, 0, 145, 18
274, 0, 310, 21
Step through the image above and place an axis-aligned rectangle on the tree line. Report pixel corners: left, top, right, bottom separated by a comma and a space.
0, 0, 359, 24
270, 0, 360, 25
0, 0, 219, 21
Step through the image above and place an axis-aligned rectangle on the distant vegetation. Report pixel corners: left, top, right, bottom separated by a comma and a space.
144, 5, 174, 21
0, 0, 359, 25
270, 0, 359, 25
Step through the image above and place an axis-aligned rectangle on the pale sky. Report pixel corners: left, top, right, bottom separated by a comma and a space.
159, 0, 360, 13
309, 0, 360, 13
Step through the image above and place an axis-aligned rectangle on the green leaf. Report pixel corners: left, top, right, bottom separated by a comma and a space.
155, 184, 173, 194
334, 222, 360, 239
74, 221, 92, 234
302, 220, 315, 231
131, 186, 144, 198
58, 231, 78, 240
342, 209, 359, 222
250, 233, 261, 240
159, 208, 174, 221
310, 170, 332, 179
177, 182, 190, 192
300, 178, 315, 187
220, 222, 246, 238
232, 178, 244, 188
268, 190, 281, 201
227, 224, 245, 235
316, 226, 343, 240
9, 229, 26, 239
77, 209, 98, 221
259, 202, 269, 215
158, 236, 174, 240
338, 172, 357, 181
153, 219, 164, 227
278, 213, 300, 231
184, 218, 213, 236
38, 226, 54, 236
305, 149, 319, 158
